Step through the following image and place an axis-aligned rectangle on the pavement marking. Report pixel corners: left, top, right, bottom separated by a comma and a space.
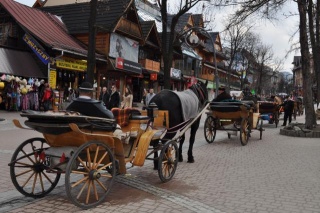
117, 175, 224, 213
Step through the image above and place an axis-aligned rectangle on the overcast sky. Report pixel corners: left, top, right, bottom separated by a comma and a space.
15, 0, 299, 73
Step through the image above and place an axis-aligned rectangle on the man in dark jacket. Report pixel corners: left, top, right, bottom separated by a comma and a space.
66, 82, 114, 119
99, 86, 110, 107
280, 95, 294, 126
211, 86, 232, 102
107, 85, 120, 110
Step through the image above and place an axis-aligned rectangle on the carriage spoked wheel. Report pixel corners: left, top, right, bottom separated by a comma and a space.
9, 137, 61, 198
204, 116, 216, 143
240, 118, 249, 146
65, 141, 116, 209
158, 140, 178, 183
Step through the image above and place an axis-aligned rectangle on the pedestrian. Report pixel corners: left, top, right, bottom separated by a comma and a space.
121, 86, 133, 109
145, 88, 156, 106
211, 86, 232, 102
107, 85, 120, 110
41, 83, 53, 111
280, 95, 295, 126
99, 86, 110, 107
141, 88, 147, 106
66, 82, 114, 118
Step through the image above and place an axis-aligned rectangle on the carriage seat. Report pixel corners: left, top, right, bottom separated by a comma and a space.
111, 108, 149, 127
209, 102, 250, 112
241, 100, 257, 110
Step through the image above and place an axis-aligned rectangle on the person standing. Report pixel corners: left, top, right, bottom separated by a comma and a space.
281, 95, 295, 126
107, 85, 120, 110
99, 86, 110, 107
121, 86, 133, 108
145, 88, 156, 106
41, 83, 53, 111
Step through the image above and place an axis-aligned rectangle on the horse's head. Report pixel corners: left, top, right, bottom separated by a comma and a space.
189, 80, 208, 108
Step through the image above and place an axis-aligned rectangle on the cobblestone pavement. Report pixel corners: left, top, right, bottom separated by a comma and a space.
0, 110, 320, 213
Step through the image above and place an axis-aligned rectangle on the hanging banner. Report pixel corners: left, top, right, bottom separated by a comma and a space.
23, 33, 50, 65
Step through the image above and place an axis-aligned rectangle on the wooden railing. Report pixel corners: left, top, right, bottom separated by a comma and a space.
139, 59, 160, 72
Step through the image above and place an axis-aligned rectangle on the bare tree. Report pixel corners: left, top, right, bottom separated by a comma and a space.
210, 0, 315, 128
158, 0, 208, 89
221, 20, 253, 90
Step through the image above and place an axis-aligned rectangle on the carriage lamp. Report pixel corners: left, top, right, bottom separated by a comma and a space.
147, 102, 158, 119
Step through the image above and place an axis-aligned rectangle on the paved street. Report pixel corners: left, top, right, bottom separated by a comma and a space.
0, 109, 320, 213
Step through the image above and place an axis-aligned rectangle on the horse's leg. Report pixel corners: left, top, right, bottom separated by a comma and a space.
178, 134, 185, 162
187, 117, 201, 163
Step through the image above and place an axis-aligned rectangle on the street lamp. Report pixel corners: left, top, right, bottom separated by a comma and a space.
179, 27, 219, 98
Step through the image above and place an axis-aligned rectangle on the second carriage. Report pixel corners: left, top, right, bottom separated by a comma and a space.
204, 100, 263, 146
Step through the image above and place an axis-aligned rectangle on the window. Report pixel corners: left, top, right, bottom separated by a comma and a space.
0, 23, 13, 45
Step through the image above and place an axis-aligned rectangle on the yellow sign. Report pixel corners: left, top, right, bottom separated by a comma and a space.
56, 57, 87, 72
49, 70, 57, 89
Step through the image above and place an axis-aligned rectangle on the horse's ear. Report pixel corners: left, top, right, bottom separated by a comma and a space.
205, 80, 208, 86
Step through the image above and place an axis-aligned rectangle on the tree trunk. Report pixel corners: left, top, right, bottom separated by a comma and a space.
298, 0, 315, 129
87, 0, 98, 85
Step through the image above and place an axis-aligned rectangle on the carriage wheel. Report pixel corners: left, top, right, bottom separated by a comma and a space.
240, 119, 249, 146
158, 140, 178, 183
65, 141, 115, 209
204, 116, 216, 143
9, 137, 60, 198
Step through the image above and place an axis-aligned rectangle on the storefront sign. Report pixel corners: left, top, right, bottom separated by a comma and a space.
56, 58, 87, 71
23, 33, 50, 65
116, 57, 124, 69
49, 69, 57, 89
170, 68, 181, 80
150, 73, 157, 81
116, 57, 142, 74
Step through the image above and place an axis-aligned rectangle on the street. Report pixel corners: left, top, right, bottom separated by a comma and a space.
0, 110, 320, 213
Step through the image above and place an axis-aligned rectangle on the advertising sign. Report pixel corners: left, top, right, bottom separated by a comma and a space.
170, 68, 181, 80
49, 69, 57, 89
56, 57, 87, 71
23, 33, 50, 65
109, 33, 139, 62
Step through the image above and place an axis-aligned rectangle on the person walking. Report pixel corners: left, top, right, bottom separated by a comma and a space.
107, 85, 120, 110
99, 86, 110, 107
145, 88, 156, 107
281, 95, 295, 126
121, 86, 133, 109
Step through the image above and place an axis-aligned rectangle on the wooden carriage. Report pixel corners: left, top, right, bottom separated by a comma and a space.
258, 101, 281, 127
203, 101, 263, 146
8, 109, 177, 209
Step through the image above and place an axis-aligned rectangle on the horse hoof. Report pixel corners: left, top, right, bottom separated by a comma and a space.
187, 157, 195, 163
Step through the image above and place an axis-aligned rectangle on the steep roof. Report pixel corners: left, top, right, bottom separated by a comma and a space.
141, 21, 154, 39
40, 0, 132, 34
192, 14, 203, 27
167, 13, 192, 33
0, 0, 90, 56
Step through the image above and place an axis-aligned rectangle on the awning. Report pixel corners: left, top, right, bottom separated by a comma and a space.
0, 48, 45, 78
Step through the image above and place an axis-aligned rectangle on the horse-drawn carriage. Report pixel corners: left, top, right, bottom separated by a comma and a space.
258, 101, 281, 128
203, 100, 263, 146
8, 99, 210, 209
8, 106, 179, 209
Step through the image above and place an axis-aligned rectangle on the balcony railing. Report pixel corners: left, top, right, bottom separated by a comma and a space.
139, 59, 160, 72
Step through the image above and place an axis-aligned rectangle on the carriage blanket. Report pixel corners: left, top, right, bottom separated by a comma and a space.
173, 90, 200, 121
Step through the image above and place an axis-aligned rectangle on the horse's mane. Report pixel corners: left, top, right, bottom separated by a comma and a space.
189, 82, 208, 107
